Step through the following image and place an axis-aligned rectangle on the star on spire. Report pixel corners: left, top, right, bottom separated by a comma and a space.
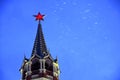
33, 12, 45, 23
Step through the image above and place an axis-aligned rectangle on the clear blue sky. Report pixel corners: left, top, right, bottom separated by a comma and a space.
0, 0, 120, 80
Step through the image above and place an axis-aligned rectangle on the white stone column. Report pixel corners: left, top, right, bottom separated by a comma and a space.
28, 61, 32, 75
43, 59, 45, 69
39, 59, 42, 72
27, 63, 29, 71
25, 63, 29, 77
43, 59, 46, 73
29, 61, 32, 71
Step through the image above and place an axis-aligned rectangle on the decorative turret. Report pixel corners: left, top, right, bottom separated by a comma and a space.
19, 12, 60, 80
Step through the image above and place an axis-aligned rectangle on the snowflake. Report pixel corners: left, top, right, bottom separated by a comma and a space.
87, 27, 91, 30
63, 2, 67, 5
53, 10, 57, 13
72, 2, 77, 6
84, 9, 91, 13
88, 3, 92, 6
94, 22, 98, 25
59, 7, 63, 10
104, 36, 108, 40
82, 16, 87, 19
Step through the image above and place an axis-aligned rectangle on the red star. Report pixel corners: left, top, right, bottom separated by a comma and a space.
33, 12, 45, 21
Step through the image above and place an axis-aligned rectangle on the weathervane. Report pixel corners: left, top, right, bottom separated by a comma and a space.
33, 12, 45, 24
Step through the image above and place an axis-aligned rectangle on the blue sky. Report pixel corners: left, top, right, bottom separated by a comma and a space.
0, 0, 120, 80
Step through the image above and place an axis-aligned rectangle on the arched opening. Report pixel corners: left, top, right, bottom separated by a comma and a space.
31, 58, 40, 71
45, 60, 53, 71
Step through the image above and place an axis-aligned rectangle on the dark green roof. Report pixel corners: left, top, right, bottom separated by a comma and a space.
31, 23, 48, 58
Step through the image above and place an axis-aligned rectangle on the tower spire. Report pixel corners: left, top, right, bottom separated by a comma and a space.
20, 12, 60, 80
32, 12, 47, 58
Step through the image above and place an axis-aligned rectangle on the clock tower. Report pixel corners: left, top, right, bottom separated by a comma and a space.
19, 12, 60, 80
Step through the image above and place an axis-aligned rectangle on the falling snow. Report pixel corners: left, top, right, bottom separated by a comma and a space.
1, 0, 120, 80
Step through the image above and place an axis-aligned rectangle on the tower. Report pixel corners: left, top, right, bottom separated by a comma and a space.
19, 12, 60, 80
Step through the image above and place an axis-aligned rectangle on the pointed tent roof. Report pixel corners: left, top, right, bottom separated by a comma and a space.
31, 12, 53, 60
31, 23, 48, 58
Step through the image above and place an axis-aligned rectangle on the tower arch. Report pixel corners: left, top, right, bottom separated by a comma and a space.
31, 58, 40, 71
